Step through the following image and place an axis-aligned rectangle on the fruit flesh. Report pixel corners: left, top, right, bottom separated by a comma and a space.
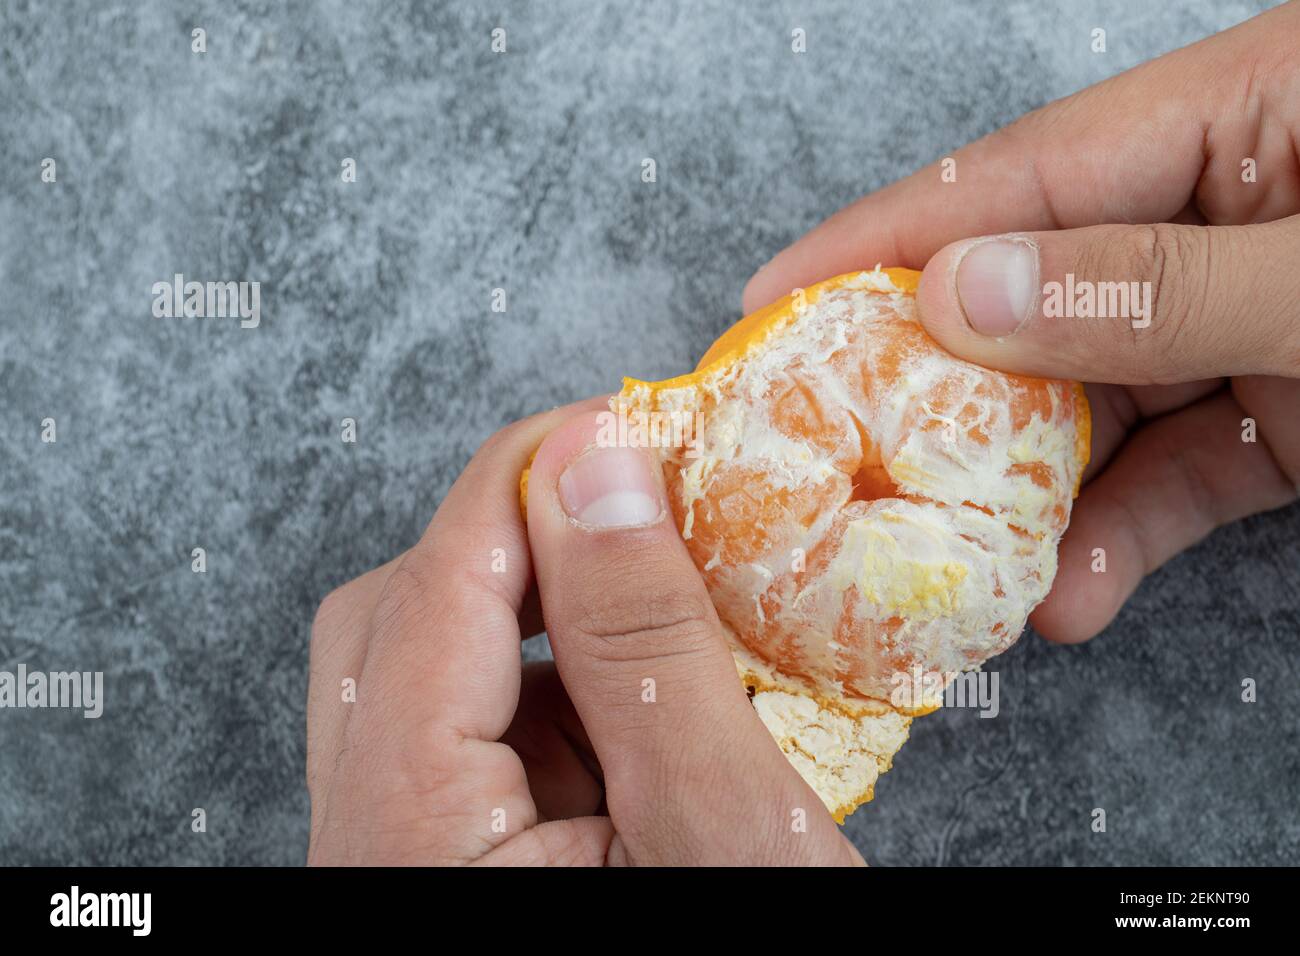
618, 268, 1089, 713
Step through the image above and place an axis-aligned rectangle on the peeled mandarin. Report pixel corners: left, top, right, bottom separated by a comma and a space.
526, 267, 1090, 820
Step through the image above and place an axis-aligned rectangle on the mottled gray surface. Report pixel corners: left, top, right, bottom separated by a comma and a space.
1, 0, 1296, 866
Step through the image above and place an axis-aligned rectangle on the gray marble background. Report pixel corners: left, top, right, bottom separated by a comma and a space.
1, 0, 1296, 866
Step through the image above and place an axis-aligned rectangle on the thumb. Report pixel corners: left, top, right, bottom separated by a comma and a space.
914, 215, 1300, 383
525, 410, 856, 865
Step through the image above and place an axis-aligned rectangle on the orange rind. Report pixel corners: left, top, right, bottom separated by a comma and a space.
525, 267, 1090, 821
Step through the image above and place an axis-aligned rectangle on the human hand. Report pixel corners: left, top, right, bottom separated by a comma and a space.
306, 398, 863, 865
743, 2, 1300, 644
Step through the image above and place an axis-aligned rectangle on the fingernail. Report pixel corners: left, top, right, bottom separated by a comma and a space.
558, 446, 664, 528
955, 238, 1039, 337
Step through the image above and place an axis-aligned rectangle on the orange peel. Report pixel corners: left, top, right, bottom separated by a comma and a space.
524, 267, 1090, 821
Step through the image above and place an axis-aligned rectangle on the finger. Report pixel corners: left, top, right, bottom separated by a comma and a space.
355, 394, 608, 739
306, 399, 604, 795
526, 412, 855, 864
742, 2, 1300, 313
1124, 380, 1229, 419
1032, 387, 1299, 644
320, 396, 607, 863
1080, 380, 1227, 484
913, 216, 1300, 384
472, 817, 615, 867
308, 397, 607, 764
1233, 374, 1300, 493
499, 661, 604, 822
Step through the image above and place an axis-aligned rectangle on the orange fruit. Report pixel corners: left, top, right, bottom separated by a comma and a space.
526, 267, 1089, 820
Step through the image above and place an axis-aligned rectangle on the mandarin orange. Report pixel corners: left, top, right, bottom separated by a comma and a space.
527, 267, 1089, 819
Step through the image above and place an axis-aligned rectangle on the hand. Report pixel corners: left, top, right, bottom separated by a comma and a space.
743, 2, 1300, 644
307, 398, 862, 865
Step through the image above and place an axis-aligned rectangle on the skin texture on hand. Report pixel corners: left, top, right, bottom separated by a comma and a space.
307, 397, 863, 866
743, 1, 1300, 645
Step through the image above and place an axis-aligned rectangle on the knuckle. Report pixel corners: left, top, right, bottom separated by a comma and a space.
1116, 223, 1202, 382
372, 555, 439, 636
1138, 222, 1184, 323
566, 580, 719, 666
374, 551, 498, 648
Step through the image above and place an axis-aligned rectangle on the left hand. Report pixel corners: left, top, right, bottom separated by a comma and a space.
306, 398, 862, 865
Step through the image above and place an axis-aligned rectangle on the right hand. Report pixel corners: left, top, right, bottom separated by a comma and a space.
743, 1, 1300, 645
